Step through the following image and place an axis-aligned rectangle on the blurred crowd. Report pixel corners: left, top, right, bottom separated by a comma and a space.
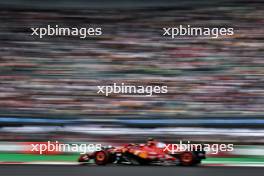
0, 1, 263, 119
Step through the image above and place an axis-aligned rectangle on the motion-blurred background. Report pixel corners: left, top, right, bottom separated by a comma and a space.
0, 0, 263, 164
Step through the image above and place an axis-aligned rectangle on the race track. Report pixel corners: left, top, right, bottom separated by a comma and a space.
0, 165, 263, 176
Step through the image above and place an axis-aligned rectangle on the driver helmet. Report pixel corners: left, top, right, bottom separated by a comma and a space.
147, 137, 156, 146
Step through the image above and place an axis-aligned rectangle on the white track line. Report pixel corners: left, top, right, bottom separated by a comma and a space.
1, 162, 264, 167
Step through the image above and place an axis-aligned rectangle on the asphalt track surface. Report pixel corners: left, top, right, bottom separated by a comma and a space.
0, 165, 264, 176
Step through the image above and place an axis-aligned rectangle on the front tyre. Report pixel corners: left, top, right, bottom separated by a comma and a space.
94, 150, 110, 165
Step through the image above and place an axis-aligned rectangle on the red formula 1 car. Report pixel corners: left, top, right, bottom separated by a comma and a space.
78, 140, 206, 166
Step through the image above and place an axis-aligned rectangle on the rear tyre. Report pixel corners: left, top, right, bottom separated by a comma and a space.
94, 150, 110, 165
179, 152, 196, 166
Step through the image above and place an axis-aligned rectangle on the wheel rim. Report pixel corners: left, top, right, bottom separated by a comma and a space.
96, 152, 106, 161
181, 153, 193, 163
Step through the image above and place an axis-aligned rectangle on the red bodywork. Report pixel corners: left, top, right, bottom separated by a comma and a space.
112, 143, 176, 161
78, 141, 205, 166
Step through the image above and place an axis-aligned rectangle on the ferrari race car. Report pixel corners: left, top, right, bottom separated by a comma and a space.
78, 140, 206, 166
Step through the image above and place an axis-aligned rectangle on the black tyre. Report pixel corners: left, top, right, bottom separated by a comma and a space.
94, 150, 110, 165
179, 152, 197, 166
